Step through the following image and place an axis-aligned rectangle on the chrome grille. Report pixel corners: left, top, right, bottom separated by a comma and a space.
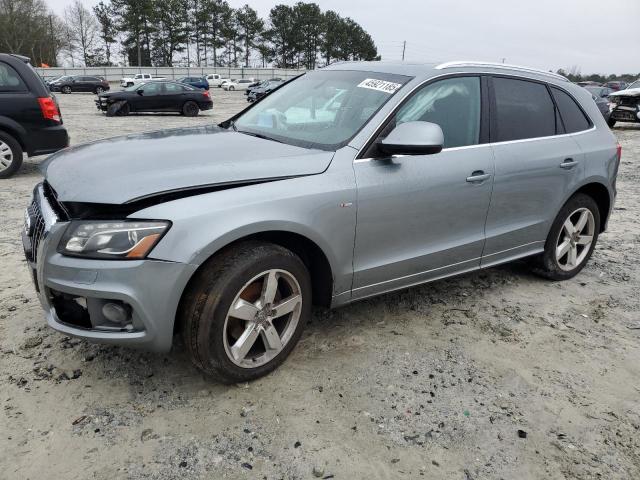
27, 199, 46, 263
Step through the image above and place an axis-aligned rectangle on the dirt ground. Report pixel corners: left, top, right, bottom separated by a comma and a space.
1, 87, 639, 480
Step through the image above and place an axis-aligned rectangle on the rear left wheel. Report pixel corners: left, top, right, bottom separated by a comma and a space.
182, 101, 199, 117
0, 131, 23, 179
531, 193, 600, 281
180, 242, 311, 383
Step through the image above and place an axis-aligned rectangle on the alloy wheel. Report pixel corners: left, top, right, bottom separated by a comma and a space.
0, 140, 14, 173
555, 207, 595, 271
223, 269, 302, 368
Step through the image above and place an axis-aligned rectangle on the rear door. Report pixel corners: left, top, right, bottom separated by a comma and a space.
161, 82, 187, 111
482, 76, 586, 267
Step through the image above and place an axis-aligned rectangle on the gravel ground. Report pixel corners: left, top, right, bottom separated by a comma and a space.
1, 87, 640, 480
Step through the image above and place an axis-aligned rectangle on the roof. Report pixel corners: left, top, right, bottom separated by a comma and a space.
323, 60, 569, 85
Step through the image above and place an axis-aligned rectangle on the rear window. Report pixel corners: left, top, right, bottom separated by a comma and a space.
493, 77, 556, 142
551, 87, 591, 133
0, 62, 27, 92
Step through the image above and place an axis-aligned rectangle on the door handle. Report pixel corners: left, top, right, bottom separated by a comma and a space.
560, 158, 579, 169
466, 171, 491, 183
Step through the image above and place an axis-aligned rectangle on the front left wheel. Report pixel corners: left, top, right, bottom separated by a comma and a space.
180, 242, 311, 383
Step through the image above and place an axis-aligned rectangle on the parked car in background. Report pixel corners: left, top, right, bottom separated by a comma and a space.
120, 73, 166, 88
48, 75, 110, 94
177, 76, 209, 90
247, 79, 284, 102
607, 79, 640, 127
584, 86, 612, 122
604, 80, 628, 91
27, 61, 619, 382
222, 79, 254, 91
219, 78, 235, 89
95, 81, 212, 116
0, 53, 68, 178
205, 73, 227, 88
577, 81, 601, 87
245, 78, 283, 95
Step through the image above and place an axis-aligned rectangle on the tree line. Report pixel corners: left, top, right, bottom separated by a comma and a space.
556, 68, 639, 84
0, 0, 379, 69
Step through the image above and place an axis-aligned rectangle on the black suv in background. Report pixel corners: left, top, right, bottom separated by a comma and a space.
48, 75, 110, 94
0, 54, 69, 178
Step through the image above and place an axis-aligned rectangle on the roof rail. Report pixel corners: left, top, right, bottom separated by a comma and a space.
435, 61, 569, 82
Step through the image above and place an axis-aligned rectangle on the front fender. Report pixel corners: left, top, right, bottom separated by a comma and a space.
132, 156, 358, 295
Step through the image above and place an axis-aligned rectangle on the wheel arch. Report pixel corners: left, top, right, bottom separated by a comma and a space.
571, 181, 612, 233
0, 117, 28, 154
173, 229, 335, 334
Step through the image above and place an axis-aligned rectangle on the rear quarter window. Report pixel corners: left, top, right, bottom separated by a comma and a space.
493, 77, 556, 142
0, 62, 27, 92
551, 87, 591, 133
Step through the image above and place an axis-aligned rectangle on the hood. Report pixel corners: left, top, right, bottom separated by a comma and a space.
42, 125, 334, 205
609, 88, 640, 98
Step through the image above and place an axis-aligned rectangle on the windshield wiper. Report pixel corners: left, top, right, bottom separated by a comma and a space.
236, 130, 285, 144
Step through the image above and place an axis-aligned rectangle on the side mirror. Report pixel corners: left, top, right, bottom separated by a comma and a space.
136, 89, 144, 95
378, 121, 444, 156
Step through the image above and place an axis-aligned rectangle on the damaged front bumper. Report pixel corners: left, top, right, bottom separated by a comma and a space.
609, 96, 640, 123
22, 184, 197, 352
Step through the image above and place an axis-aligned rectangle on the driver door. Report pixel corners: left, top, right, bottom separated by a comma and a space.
136, 82, 163, 111
352, 76, 495, 300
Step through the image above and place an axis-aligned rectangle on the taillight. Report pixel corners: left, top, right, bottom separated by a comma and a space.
203, 90, 210, 98
38, 97, 61, 122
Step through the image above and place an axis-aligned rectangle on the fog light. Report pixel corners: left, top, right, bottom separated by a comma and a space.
102, 302, 130, 324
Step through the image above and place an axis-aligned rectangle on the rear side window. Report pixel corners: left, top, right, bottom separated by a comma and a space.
493, 77, 556, 141
0, 62, 27, 92
551, 87, 591, 133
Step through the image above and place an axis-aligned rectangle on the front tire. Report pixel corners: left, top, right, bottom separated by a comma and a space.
531, 193, 600, 281
180, 242, 311, 383
61, 86, 72, 94
0, 131, 23, 179
95, 86, 104, 94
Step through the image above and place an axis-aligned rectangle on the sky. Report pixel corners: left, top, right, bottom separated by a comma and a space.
47, 0, 640, 74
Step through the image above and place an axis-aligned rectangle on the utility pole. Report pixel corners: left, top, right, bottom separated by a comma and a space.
137, 32, 141, 68
402, 40, 406, 61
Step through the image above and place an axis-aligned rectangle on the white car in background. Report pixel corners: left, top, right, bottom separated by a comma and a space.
205, 74, 229, 88
120, 73, 166, 87
222, 79, 254, 91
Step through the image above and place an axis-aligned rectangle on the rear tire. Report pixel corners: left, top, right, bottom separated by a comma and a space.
180, 241, 311, 383
531, 193, 600, 281
0, 131, 23, 179
61, 86, 71, 94
182, 101, 199, 117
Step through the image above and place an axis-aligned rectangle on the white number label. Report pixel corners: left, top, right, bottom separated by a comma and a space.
357, 78, 402, 94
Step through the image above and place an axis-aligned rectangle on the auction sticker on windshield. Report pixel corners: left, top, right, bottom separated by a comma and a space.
357, 78, 403, 94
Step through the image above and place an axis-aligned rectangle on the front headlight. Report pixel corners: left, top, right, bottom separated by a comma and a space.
58, 220, 170, 259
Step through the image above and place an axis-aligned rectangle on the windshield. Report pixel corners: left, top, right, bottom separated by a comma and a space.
628, 80, 640, 90
233, 70, 411, 150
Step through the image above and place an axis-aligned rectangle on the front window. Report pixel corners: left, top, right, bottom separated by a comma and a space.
233, 70, 411, 150
628, 80, 640, 90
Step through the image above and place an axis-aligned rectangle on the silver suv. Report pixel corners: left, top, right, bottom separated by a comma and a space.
23, 61, 620, 382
